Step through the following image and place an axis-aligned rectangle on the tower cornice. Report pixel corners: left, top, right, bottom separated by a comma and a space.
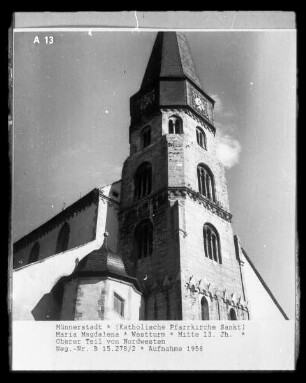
161, 106, 216, 134
119, 186, 232, 223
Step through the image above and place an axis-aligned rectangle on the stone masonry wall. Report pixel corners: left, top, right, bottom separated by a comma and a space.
118, 199, 182, 320
61, 278, 141, 321
119, 104, 247, 320
162, 108, 230, 211
179, 196, 248, 320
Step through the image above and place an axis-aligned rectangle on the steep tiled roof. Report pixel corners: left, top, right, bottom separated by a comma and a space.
141, 32, 203, 91
75, 233, 141, 292
241, 248, 289, 320
77, 236, 127, 276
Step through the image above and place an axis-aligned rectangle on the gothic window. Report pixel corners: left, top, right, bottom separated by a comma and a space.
134, 162, 152, 200
197, 164, 216, 202
29, 242, 40, 264
201, 296, 209, 320
141, 125, 151, 148
196, 126, 207, 149
168, 115, 183, 134
56, 222, 70, 254
229, 308, 237, 320
134, 220, 153, 260
113, 293, 125, 317
203, 223, 222, 264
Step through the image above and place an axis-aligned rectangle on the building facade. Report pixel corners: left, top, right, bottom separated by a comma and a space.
12, 32, 288, 321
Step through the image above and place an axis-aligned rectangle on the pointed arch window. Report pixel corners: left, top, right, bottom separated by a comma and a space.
229, 308, 237, 320
56, 223, 70, 254
203, 223, 222, 264
134, 162, 152, 200
141, 125, 151, 148
201, 296, 209, 320
168, 115, 183, 134
196, 126, 207, 149
134, 220, 153, 260
197, 164, 216, 202
29, 242, 40, 264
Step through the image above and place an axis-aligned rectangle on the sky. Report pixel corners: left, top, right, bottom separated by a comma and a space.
13, 30, 296, 318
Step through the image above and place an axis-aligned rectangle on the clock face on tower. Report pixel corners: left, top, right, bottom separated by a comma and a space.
194, 96, 206, 112
189, 88, 213, 123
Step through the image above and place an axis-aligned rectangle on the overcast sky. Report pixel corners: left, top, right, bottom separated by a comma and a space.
13, 30, 296, 318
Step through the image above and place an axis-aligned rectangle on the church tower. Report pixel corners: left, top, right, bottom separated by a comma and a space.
118, 32, 249, 320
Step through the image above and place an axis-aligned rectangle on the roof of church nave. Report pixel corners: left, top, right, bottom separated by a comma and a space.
13, 182, 121, 252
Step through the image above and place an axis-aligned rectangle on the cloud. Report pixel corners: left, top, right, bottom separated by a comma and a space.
211, 93, 241, 168
216, 134, 242, 169
211, 94, 234, 119
214, 122, 238, 135
211, 94, 223, 113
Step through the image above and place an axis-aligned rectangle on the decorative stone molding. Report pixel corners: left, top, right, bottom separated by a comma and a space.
161, 107, 215, 135
237, 296, 248, 310
184, 108, 216, 135
142, 274, 178, 294
231, 293, 237, 304
198, 279, 205, 293
189, 275, 196, 290
222, 289, 227, 301
119, 187, 232, 223
184, 275, 249, 312
179, 229, 188, 238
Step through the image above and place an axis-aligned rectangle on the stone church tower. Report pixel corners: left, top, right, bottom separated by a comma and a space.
118, 32, 249, 320
13, 32, 289, 322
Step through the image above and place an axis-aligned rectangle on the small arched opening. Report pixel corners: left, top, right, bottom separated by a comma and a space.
134, 219, 153, 260
168, 115, 183, 134
201, 296, 210, 320
56, 223, 70, 254
29, 242, 40, 264
134, 162, 152, 200
229, 308, 237, 320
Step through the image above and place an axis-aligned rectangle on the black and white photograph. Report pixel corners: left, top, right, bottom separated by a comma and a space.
10, 11, 296, 370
